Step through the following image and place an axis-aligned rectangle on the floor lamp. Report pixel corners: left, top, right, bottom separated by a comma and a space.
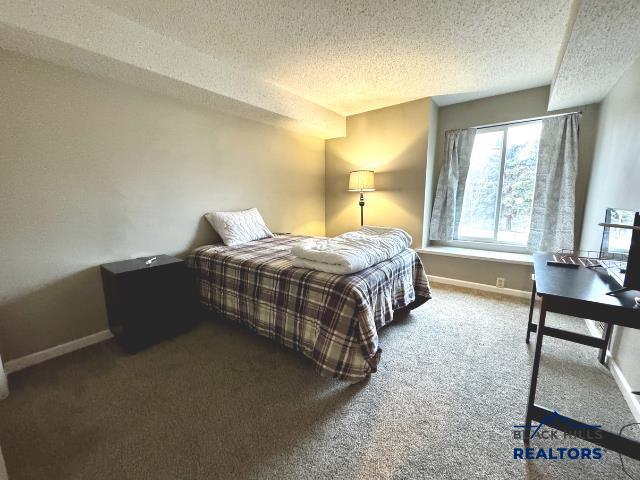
348, 170, 375, 227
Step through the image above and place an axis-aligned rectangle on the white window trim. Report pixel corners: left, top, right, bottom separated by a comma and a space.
417, 245, 533, 265
429, 239, 531, 254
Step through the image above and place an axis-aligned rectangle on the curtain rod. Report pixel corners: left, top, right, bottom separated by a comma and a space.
471, 111, 581, 130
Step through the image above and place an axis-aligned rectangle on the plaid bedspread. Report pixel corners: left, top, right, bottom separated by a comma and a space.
188, 235, 431, 381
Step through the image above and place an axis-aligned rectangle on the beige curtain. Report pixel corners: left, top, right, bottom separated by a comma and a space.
429, 128, 477, 241
0, 355, 7, 400
0, 444, 7, 480
0, 355, 7, 480
527, 113, 581, 252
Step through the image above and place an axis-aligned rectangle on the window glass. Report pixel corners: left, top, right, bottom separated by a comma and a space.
605, 208, 635, 254
457, 120, 542, 246
497, 122, 541, 244
458, 130, 504, 239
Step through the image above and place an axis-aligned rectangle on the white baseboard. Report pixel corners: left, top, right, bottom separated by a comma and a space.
5, 330, 113, 374
583, 319, 640, 423
610, 357, 640, 423
428, 275, 532, 299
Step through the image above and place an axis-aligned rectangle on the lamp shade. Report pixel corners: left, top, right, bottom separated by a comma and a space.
348, 170, 375, 192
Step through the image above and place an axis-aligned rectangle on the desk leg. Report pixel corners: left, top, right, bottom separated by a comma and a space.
599, 322, 613, 365
524, 298, 546, 444
526, 279, 536, 344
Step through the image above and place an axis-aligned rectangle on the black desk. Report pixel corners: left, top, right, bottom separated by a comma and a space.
526, 257, 618, 364
524, 253, 640, 460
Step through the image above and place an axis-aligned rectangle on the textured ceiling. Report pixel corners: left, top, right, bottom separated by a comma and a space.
549, 0, 640, 110
2, 1, 639, 138
90, 0, 572, 115
0, 0, 345, 138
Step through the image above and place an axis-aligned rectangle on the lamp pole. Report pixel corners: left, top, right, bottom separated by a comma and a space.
359, 192, 365, 226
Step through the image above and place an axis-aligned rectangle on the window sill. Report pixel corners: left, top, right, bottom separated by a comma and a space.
416, 245, 533, 266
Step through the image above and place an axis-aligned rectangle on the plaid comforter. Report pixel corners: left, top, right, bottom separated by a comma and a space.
188, 235, 431, 381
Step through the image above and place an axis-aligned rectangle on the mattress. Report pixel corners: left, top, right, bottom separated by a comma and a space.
188, 234, 431, 381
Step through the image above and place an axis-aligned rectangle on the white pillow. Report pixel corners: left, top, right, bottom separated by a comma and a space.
204, 208, 274, 246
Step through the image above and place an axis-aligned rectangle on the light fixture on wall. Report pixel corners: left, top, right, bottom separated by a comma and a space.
348, 170, 375, 227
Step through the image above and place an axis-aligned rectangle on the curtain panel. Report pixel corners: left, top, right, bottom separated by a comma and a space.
0, 355, 7, 400
527, 113, 581, 252
429, 128, 476, 241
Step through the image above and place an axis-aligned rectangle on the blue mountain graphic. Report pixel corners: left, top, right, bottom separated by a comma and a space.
514, 410, 600, 439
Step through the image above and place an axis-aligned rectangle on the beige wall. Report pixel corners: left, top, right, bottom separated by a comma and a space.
325, 98, 434, 247
579, 58, 640, 391
0, 50, 325, 361
420, 254, 533, 292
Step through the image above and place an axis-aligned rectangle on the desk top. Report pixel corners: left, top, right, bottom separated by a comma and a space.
534, 253, 639, 310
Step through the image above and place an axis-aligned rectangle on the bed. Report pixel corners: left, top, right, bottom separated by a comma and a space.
188, 234, 431, 381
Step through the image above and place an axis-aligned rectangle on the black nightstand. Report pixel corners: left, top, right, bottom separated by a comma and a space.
100, 255, 195, 351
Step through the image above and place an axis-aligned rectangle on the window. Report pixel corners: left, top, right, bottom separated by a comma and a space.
457, 121, 542, 246
601, 207, 635, 255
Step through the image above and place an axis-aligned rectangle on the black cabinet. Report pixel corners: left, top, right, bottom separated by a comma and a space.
100, 255, 195, 351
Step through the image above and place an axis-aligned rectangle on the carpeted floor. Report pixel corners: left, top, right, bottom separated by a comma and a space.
0, 285, 638, 479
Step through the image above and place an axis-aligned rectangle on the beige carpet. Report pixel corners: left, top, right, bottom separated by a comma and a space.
0, 285, 638, 479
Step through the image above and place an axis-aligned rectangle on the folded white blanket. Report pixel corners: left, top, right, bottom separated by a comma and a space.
291, 226, 412, 274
